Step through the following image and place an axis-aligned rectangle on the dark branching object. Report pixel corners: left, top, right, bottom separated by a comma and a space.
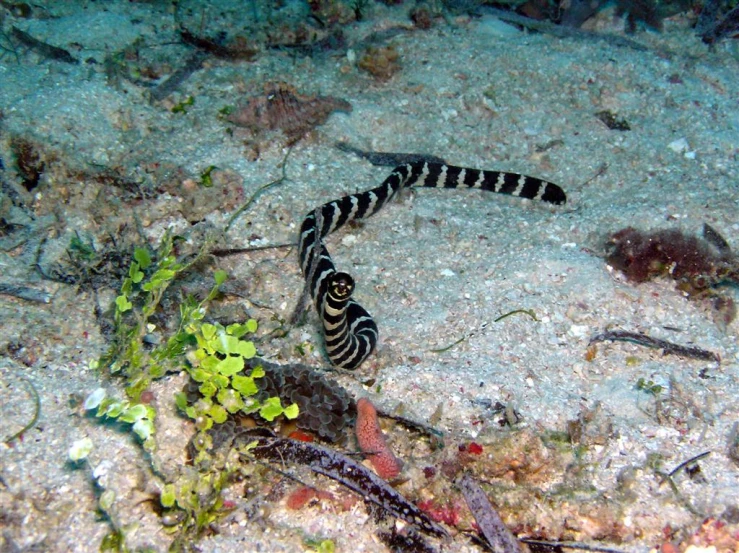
595, 110, 631, 131
10, 136, 46, 192
377, 527, 439, 553
698, 0, 739, 44
243, 434, 450, 539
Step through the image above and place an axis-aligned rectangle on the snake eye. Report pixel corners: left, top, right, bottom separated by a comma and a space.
331, 272, 355, 299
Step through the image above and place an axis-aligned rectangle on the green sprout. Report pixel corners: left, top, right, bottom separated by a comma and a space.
68, 232, 97, 262
68, 437, 94, 462
171, 95, 195, 114
635, 377, 663, 396
304, 538, 336, 553
199, 165, 217, 187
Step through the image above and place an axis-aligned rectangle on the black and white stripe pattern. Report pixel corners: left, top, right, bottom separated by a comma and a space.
298, 161, 566, 369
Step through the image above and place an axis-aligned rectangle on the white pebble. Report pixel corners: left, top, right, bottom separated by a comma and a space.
667, 137, 689, 153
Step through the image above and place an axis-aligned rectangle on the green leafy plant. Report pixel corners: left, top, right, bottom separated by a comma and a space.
68, 232, 97, 262
159, 467, 232, 541
84, 388, 157, 451
304, 537, 336, 553
175, 318, 298, 463
86, 236, 299, 548
99, 233, 202, 400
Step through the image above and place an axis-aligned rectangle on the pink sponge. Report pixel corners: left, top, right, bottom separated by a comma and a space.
355, 398, 403, 480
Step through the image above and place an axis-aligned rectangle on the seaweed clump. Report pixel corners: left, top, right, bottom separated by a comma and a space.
358, 46, 401, 81
226, 81, 351, 143
606, 224, 738, 323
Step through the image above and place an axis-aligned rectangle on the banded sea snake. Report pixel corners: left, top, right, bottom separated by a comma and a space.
298, 161, 567, 370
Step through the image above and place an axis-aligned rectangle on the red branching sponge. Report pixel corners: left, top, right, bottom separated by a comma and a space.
355, 398, 403, 480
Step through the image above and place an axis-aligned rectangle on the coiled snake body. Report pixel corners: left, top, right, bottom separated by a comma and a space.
298, 161, 566, 369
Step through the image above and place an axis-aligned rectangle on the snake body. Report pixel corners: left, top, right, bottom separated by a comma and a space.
298, 161, 566, 369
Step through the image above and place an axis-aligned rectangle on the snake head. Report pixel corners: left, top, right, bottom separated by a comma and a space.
329, 272, 355, 301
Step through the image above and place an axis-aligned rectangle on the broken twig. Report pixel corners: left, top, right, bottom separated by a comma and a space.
459, 474, 522, 553
494, 309, 538, 323
0, 282, 52, 303
589, 330, 719, 363
519, 539, 626, 553
661, 450, 711, 483
11, 26, 77, 64
246, 436, 449, 538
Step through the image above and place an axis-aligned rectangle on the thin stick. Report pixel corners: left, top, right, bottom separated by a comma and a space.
429, 335, 467, 353
4, 375, 41, 443
589, 329, 720, 363
663, 450, 711, 481
493, 309, 538, 323
581, 162, 609, 186
431, 309, 537, 353
225, 148, 292, 232
650, 451, 711, 517
519, 539, 626, 553
210, 242, 294, 256
0, 283, 52, 303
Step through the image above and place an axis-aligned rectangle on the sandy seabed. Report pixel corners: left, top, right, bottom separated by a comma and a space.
1, 1, 738, 552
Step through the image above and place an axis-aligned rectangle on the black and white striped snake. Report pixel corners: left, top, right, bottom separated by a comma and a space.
298, 161, 566, 370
